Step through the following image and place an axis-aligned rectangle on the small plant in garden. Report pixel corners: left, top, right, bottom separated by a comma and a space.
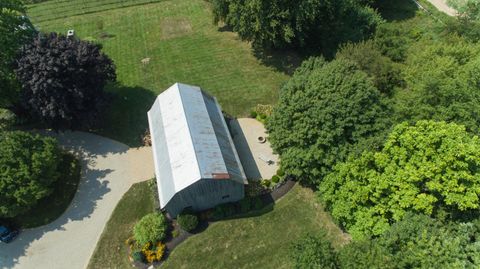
271, 175, 280, 184
133, 212, 168, 245
250, 110, 258, 118
172, 229, 180, 238
132, 251, 144, 263
177, 211, 199, 232
261, 179, 271, 188
276, 167, 285, 177
141, 241, 166, 263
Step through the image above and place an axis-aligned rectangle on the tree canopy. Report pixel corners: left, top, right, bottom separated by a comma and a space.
0, 131, 61, 218
266, 57, 390, 186
395, 39, 480, 133
14, 32, 116, 130
321, 121, 480, 239
0, 0, 35, 108
211, 0, 383, 55
290, 233, 338, 269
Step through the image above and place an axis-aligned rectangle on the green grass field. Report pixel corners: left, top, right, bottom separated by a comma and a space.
87, 182, 349, 269
27, 0, 288, 146
162, 186, 349, 269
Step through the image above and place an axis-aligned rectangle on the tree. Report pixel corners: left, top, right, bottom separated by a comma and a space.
395, 39, 480, 134
336, 40, 402, 95
337, 240, 393, 269
266, 57, 390, 186
376, 213, 480, 268
211, 0, 382, 56
448, 0, 480, 21
320, 121, 480, 239
0, 131, 61, 218
290, 233, 338, 269
133, 213, 168, 245
0, 0, 35, 108
14, 32, 116, 130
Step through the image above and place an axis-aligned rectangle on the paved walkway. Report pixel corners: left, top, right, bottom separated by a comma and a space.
427, 0, 457, 16
0, 131, 154, 269
230, 118, 279, 180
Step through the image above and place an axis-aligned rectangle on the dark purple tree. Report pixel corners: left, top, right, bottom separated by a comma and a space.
14, 32, 116, 129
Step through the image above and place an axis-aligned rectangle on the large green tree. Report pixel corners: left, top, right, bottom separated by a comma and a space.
211, 0, 382, 55
321, 121, 480, 239
395, 39, 480, 133
266, 57, 390, 186
0, 131, 61, 218
0, 0, 35, 108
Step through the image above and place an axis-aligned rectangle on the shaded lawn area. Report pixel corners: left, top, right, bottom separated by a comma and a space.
12, 153, 81, 228
87, 181, 156, 269
162, 185, 350, 269
28, 0, 289, 146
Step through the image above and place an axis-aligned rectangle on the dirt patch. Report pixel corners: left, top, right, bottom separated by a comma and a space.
161, 18, 193, 40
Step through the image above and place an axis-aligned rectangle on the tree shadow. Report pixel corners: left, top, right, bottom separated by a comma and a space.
252, 47, 306, 76
0, 167, 112, 268
374, 0, 419, 22
97, 83, 157, 147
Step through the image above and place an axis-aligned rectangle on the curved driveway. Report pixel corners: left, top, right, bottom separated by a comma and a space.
0, 131, 154, 269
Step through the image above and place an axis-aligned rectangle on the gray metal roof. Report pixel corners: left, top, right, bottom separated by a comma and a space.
147, 83, 247, 208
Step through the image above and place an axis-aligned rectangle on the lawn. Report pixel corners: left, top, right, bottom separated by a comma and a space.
87, 180, 156, 269
27, 0, 289, 146
12, 153, 81, 228
87, 182, 348, 269
162, 185, 350, 269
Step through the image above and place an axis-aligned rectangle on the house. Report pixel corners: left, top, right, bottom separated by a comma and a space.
147, 83, 248, 217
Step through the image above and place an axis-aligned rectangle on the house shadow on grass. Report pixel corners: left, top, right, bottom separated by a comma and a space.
97, 83, 157, 148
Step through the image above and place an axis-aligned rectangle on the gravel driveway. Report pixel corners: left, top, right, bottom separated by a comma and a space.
0, 131, 154, 269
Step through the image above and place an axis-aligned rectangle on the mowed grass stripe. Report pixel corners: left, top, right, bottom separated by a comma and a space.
28, 0, 166, 23
28, 0, 288, 146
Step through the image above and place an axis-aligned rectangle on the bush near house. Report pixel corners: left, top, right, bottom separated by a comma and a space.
133, 212, 168, 245
177, 211, 199, 232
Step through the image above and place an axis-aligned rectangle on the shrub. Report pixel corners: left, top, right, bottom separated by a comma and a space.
133, 213, 168, 245
250, 110, 258, 118
132, 251, 144, 263
290, 233, 337, 269
239, 198, 252, 213
0, 131, 62, 218
276, 167, 285, 177
177, 212, 199, 232
271, 175, 280, 184
261, 179, 271, 188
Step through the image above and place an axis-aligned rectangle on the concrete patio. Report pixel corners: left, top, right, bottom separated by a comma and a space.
230, 118, 279, 180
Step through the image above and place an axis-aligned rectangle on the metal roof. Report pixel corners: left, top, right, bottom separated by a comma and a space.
147, 83, 247, 208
